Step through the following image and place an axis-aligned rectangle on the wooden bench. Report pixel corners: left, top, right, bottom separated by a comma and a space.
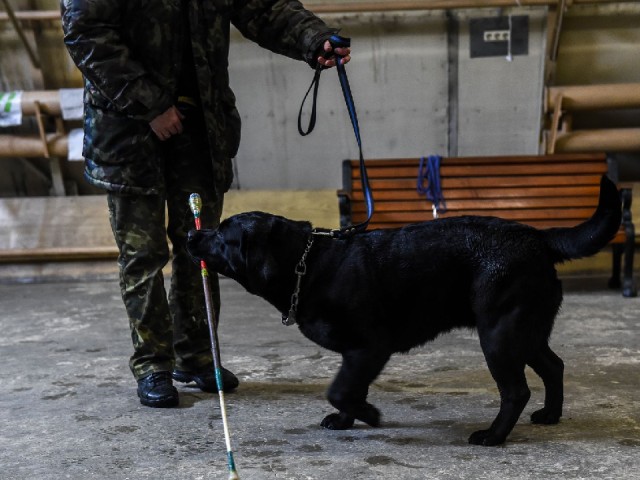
337, 153, 636, 297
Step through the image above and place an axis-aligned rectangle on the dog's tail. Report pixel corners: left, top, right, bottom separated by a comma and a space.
543, 175, 622, 263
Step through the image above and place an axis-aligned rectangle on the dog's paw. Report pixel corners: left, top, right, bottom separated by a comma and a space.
468, 429, 506, 446
531, 408, 561, 425
356, 403, 381, 428
321, 412, 355, 430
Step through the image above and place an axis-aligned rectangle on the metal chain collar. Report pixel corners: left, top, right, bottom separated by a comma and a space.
282, 234, 316, 326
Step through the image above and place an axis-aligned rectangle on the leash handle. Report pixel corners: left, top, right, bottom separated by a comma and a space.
297, 34, 350, 136
297, 34, 374, 237
297, 67, 321, 136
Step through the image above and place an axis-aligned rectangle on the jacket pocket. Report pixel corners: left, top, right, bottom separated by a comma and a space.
83, 105, 157, 164
82, 105, 162, 192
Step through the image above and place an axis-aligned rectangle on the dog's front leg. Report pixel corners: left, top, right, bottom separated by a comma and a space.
321, 349, 390, 430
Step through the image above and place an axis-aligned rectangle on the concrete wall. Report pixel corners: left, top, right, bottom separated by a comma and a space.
230, 7, 549, 189
455, 8, 547, 157
229, 11, 450, 189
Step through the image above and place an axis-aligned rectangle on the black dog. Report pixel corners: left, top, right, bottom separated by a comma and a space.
187, 175, 621, 446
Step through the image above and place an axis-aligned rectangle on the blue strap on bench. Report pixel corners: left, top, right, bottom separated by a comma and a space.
298, 35, 374, 237
417, 155, 447, 218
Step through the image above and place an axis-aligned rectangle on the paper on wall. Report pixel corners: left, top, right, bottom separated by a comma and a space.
0, 91, 23, 127
68, 128, 84, 161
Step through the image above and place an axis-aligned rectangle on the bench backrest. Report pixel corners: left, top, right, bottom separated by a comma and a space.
340, 153, 609, 230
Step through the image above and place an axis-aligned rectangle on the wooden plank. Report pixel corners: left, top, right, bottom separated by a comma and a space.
352, 162, 608, 179
351, 196, 600, 213
349, 185, 602, 201
345, 153, 606, 169
546, 84, 640, 111
555, 128, 640, 153
352, 207, 598, 223
0, 190, 341, 264
350, 174, 605, 192
0, 247, 118, 263
0, 2, 628, 22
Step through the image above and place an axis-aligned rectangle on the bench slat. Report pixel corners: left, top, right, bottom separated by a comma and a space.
351, 162, 608, 179
351, 196, 600, 212
349, 153, 606, 168
350, 174, 606, 191
348, 186, 602, 201
352, 207, 599, 223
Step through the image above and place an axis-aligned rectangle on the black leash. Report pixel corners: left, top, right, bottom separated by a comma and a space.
297, 34, 374, 238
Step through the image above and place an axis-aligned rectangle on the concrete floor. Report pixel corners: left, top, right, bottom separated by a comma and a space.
1, 271, 639, 480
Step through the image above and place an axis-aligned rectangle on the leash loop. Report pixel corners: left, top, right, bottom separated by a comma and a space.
297, 66, 322, 136
417, 155, 447, 218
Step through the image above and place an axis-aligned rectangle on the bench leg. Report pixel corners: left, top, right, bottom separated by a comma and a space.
608, 244, 622, 290
621, 222, 637, 298
621, 189, 637, 298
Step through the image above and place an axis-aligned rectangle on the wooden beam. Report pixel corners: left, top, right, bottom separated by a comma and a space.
555, 128, 640, 152
0, 134, 68, 158
546, 84, 640, 111
0, 247, 118, 264
0, 11, 61, 22
20, 90, 62, 116
0, 1, 636, 21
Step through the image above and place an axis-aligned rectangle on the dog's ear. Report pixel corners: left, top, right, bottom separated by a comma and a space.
242, 214, 310, 282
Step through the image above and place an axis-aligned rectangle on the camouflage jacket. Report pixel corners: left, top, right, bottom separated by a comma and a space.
60, 0, 336, 195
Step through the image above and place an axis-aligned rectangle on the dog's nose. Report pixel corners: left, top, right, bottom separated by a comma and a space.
186, 229, 201, 254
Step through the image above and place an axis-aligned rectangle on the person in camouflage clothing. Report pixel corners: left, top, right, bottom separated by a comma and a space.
60, 0, 351, 408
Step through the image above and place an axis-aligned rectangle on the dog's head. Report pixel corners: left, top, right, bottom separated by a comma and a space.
187, 211, 312, 297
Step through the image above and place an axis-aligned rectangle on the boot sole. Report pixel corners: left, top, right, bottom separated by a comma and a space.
137, 392, 179, 408
172, 371, 218, 392
172, 370, 239, 393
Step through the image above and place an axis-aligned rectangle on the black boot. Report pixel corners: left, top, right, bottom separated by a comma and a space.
137, 371, 179, 407
173, 367, 239, 393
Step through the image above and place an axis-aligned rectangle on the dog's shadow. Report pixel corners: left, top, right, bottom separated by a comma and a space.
178, 381, 636, 447
176, 380, 328, 408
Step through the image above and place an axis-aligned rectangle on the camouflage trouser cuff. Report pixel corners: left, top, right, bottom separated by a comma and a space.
132, 362, 175, 381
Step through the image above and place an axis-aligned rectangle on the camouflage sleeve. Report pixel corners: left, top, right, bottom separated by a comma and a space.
60, 0, 173, 121
231, 0, 338, 68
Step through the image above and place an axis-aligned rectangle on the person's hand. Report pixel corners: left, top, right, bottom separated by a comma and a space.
149, 105, 185, 141
317, 39, 351, 68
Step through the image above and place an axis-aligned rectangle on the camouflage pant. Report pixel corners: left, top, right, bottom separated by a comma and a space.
107, 116, 223, 380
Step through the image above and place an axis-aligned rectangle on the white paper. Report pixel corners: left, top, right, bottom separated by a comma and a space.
0, 91, 23, 127
67, 128, 84, 161
59, 88, 84, 120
